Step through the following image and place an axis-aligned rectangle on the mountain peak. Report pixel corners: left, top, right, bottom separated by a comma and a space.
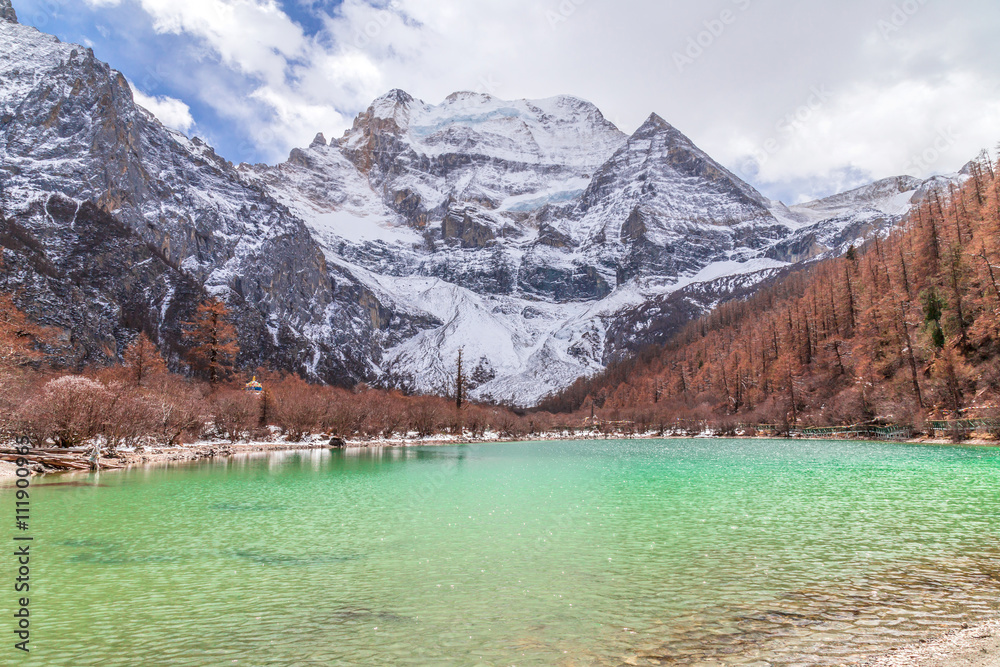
625, 114, 698, 154
444, 91, 495, 104
579, 110, 772, 221
642, 112, 671, 129
374, 88, 415, 107
635, 113, 693, 142
364, 88, 418, 128
799, 175, 924, 210
1, 0, 17, 24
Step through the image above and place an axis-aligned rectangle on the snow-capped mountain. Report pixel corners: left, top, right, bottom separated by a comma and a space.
0, 4, 389, 379
0, 1, 954, 404
766, 176, 925, 263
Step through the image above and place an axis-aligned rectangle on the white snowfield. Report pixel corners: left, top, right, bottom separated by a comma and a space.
0, 12, 963, 405
243, 90, 954, 405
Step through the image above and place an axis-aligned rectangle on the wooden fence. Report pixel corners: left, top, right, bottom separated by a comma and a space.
752, 419, 998, 441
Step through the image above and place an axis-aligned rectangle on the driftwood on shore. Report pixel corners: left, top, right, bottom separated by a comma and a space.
0, 448, 124, 471
0, 439, 342, 474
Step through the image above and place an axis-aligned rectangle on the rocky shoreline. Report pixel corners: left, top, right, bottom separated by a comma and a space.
857, 619, 1000, 667
0, 459, 19, 479
3, 431, 996, 478
109, 440, 335, 468
0, 440, 338, 476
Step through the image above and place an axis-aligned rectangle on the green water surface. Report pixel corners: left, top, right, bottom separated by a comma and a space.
3, 439, 999, 666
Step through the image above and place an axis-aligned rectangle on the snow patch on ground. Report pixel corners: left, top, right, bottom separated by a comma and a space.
353, 256, 791, 405
309, 210, 421, 245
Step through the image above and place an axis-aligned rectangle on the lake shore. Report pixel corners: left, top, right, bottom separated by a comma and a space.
111, 440, 333, 468
857, 619, 1000, 667
6, 429, 997, 476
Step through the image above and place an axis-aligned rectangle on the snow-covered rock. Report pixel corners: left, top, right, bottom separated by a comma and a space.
0, 6, 956, 404
766, 176, 927, 262
0, 12, 390, 380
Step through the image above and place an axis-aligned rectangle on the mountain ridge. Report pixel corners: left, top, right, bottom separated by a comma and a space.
0, 7, 963, 404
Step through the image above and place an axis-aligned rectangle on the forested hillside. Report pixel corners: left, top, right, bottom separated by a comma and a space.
539, 152, 1000, 430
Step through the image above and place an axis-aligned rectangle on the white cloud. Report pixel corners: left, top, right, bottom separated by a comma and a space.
105, 0, 352, 158
131, 88, 196, 133
711, 72, 1000, 201
92, 0, 1000, 201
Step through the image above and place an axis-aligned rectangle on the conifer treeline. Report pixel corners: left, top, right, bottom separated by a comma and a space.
539, 151, 1000, 428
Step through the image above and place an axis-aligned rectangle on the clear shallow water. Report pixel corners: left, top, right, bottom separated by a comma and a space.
3, 439, 999, 666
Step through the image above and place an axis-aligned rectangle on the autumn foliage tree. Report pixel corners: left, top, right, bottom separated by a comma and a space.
123, 332, 168, 387
0, 292, 54, 437
184, 298, 239, 386
0, 292, 51, 371
271, 374, 327, 441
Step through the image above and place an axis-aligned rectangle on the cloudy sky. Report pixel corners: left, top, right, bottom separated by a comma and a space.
13, 0, 1000, 203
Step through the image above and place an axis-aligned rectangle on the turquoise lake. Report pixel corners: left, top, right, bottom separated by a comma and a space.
3, 439, 999, 666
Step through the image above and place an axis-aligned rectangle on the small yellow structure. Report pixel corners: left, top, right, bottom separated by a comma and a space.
244, 376, 264, 395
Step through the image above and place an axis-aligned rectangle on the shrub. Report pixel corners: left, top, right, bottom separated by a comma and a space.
406, 397, 441, 437
211, 390, 258, 442
103, 383, 158, 453
273, 376, 327, 442
147, 376, 206, 445
20, 375, 110, 447
322, 388, 356, 437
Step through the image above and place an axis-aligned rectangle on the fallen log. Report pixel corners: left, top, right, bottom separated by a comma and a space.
0, 451, 123, 471
0, 447, 90, 456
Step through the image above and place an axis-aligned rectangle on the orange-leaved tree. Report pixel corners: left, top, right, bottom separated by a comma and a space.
123, 332, 168, 387
0, 292, 51, 371
183, 297, 239, 386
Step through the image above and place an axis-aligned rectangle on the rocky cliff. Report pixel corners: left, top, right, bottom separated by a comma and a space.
0, 11, 407, 383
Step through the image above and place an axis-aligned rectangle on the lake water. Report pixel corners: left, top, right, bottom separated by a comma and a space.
4, 439, 1000, 666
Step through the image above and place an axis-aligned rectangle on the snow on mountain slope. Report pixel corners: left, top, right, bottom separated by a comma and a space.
240, 136, 417, 247
563, 113, 790, 287
0, 2, 953, 404
763, 175, 962, 263
577, 114, 773, 228
249, 95, 946, 403
352, 255, 792, 404
327, 89, 628, 234
345, 89, 626, 173
0, 10, 395, 381
791, 176, 923, 219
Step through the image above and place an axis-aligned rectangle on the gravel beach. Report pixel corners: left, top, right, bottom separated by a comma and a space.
858, 620, 1000, 667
